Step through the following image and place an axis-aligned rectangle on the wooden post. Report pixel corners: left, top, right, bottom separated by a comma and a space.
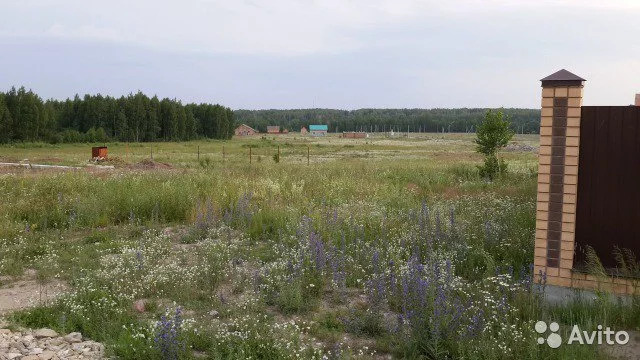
126, 143, 129, 162
278, 145, 280, 162
150, 145, 153, 160
197, 145, 200, 161
249, 146, 252, 164
307, 145, 310, 165
223, 145, 225, 162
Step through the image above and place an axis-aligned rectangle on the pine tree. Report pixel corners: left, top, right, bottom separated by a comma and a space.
184, 106, 196, 140
0, 94, 12, 143
0, 86, 234, 143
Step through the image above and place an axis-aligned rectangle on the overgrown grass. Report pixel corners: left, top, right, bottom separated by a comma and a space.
2, 135, 635, 359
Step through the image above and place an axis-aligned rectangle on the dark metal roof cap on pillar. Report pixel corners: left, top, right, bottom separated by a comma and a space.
541, 69, 586, 87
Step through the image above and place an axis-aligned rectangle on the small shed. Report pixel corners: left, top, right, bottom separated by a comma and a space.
300, 126, 308, 135
235, 124, 257, 136
267, 126, 280, 134
309, 124, 328, 136
92, 146, 108, 159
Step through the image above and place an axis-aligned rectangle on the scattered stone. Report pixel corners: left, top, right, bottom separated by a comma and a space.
133, 299, 146, 313
0, 328, 104, 359
208, 310, 219, 317
34, 328, 58, 338
64, 332, 83, 343
40, 351, 55, 360
50, 336, 64, 346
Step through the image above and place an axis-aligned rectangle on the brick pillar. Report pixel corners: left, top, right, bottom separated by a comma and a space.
635, 94, 640, 106
534, 69, 585, 287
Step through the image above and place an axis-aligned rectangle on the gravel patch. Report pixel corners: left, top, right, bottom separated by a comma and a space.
0, 328, 104, 359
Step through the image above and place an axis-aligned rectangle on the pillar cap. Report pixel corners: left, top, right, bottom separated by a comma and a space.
541, 69, 585, 87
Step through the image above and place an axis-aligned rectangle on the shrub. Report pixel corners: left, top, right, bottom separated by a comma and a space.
475, 110, 514, 180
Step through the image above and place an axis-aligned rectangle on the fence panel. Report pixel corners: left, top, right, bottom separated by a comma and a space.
574, 106, 640, 269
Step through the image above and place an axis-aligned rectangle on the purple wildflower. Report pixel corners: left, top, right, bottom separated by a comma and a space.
154, 307, 184, 360
308, 231, 326, 272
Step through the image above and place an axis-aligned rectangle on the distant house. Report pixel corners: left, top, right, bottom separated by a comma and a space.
300, 126, 308, 135
234, 124, 257, 136
343, 131, 367, 139
309, 124, 328, 137
267, 126, 280, 134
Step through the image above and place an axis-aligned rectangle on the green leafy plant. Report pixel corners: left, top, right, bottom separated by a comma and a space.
474, 110, 514, 179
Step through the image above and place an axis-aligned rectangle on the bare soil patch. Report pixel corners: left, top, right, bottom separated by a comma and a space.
0, 271, 68, 316
128, 159, 174, 170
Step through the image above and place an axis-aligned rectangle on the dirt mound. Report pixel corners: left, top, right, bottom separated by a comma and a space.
130, 159, 173, 170
96, 156, 126, 166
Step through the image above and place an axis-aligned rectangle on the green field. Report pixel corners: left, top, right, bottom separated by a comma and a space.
0, 132, 538, 167
0, 133, 637, 359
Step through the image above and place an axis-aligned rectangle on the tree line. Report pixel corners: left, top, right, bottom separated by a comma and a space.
0, 87, 234, 143
0, 86, 542, 144
235, 108, 541, 134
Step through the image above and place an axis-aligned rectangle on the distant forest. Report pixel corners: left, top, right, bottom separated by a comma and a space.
0, 86, 542, 144
235, 108, 541, 134
0, 87, 234, 143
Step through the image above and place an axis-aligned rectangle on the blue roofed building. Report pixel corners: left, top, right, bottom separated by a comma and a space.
309, 124, 328, 137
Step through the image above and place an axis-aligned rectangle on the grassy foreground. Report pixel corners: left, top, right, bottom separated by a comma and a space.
0, 133, 637, 359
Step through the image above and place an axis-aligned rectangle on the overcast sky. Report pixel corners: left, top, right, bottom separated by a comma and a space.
1, 0, 638, 109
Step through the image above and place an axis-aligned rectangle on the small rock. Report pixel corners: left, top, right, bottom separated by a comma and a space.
49, 337, 64, 346
34, 329, 58, 338
208, 310, 219, 317
64, 332, 83, 343
39, 351, 55, 360
133, 299, 146, 313
0, 328, 11, 334
14, 341, 26, 351
22, 356, 40, 360
72, 342, 88, 351
7, 354, 22, 360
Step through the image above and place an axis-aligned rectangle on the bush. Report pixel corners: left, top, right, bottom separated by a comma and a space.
475, 110, 514, 180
